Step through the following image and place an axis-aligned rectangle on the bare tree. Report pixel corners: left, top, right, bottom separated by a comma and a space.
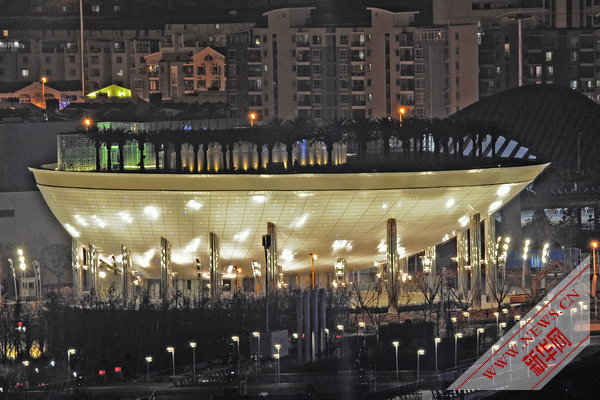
414, 272, 443, 321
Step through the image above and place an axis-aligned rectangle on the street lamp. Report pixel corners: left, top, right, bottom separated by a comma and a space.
41, 76, 47, 110
463, 311, 470, 325
253, 331, 261, 372
273, 353, 280, 383
145, 356, 152, 387
499, 322, 507, 333
434, 337, 441, 373
398, 106, 406, 125
7, 259, 18, 302
275, 343, 281, 380
592, 241, 598, 317
83, 118, 92, 132
476, 328, 484, 358
249, 112, 257, 127
417, 349, 425, 382
67, 348, 76, 380
454, 333, 462, 370
232, 336, 240, 377
392, 341, 400, 381
309, 253, 318, 290
189, 341, 197, 381
493, 312, 500, 335
166, 346, 175, 383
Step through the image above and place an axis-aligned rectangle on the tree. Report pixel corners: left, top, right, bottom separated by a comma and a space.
374, 117, 401, 158
88, 126, 103, 171
148, 130, 166, 171
167, 129, 187, 172
347, 117, 375, 162
414, 272, 443, 321
133, 130, 150, 171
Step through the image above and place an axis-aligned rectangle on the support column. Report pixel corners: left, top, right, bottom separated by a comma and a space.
121, 246, 131, 303
311, 289, 319, 361
209, 232, 220, 300
318, 289, 327, 354
386, 218, 399, 310
160, 237, 172, 302
296, 295, 304, 365
456, 231, 469, 300
267, 222, 278, 291
87, 244, 97, 295
303, 291, 312, 363
484, 216, 497, 300
71, 239, 82, 297
425, 245, 437, 291
469, 213, 482, 308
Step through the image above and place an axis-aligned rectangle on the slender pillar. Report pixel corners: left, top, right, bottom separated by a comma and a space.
209, 232, 220, 299
267, 222, 278, 291
387, 218, 399, 309
160, 237, 172, 302
469, 214, 482, 308
456, 232, 469, 300
318, 289, 327, 354
311, 289, 319, 361
71, 239, 82, 297
121, 246, 131, 303
303, 291, 312, 363
425, 245, 437, 291
484, 216, 497, 299
87, 244, 97, 294
296, 295, 304, 365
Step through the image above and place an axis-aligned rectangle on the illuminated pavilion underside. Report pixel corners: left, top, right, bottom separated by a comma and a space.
31, 164, 547, 280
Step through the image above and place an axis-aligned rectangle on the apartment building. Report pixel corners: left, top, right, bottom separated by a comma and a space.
256, 7, 479, 121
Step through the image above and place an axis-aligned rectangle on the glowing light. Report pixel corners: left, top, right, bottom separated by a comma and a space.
98, 271, 107, 279
377, 240, 387, 253
143, 206, 160, 220
497, 185, 510, 197
64, 223, 80, 237
458, 215, 469, 227
91, 215, 106, 228
281, 249, 294, 263
292, 213, 309, 228
17, 249, 23, 256
74, 215, 88, 226
234, 230, 250, 241
382, 203, 388, 209
134, 249, 155, 268
445, 198, 455, 208
187, 200, 203, 210
488, 201, 503, 213
252, 195, 267, 203
295, 192, 313, 197
118, 212, 133, 223
332, 240, 353, 251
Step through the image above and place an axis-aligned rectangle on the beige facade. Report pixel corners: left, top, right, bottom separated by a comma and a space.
256, 7, 479, 121
0, 82, 81, 108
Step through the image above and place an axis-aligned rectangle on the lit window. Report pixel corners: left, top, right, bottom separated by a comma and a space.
20, 68, 29, 77
92, 5, 100, 13
545, 51, 553, 62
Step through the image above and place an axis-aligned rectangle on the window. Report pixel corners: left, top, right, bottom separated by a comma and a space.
90, 69, 99, 77
313, 94, 321, 104
197, 80, 206, 89
20, 68, 29, 77
92, 5, 100, 13
570, 80, 578, 89
197, 66, 206, 75
415, 64, 424, 74
340, 35, 348, 45
545, 51, 553, 62
312, 35, 321, 45
91, 56, 99, 64
116, 56, 123, 63
134, 79, 144, 89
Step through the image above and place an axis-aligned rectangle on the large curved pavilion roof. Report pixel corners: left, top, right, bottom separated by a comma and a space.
31, 163, 547, 278
454, 84, 600, 171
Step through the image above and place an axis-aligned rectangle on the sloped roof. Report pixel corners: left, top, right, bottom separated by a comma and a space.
453, 84, 600, 171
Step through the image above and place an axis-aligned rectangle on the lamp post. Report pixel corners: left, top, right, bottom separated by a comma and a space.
493, 312, 500, 336
454, 333, 462, 370
249, 112, 257, 127
392, 341, 400, 381
417, 349, 425, 382
145, 356, 152, 387
274, 343, 281, 383
398, 107, 406, 125
463, 311, 470, 326
434, 337, 441, 373
232, 336, 240, 377
67, 348, 76, 380
499, 322, 507, 335
84, 118, 92, 132
7, 259, 18, 302
358, 321, 366, 345
253, 331, 261, 373
166, 347, 175, 383
273, 353, 280, 383
189, 341, 197, 381
41, 76, 47, 110
592, 241, 598, 317
309, 253, 318, 290
476, 328, 484, 358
